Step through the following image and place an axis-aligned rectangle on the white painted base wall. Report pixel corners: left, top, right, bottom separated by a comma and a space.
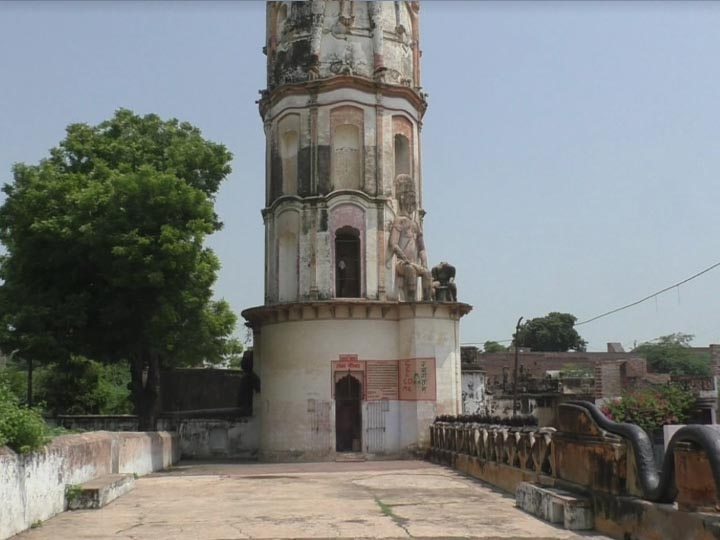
0, 431, 179, 540
248, 301, 468, 461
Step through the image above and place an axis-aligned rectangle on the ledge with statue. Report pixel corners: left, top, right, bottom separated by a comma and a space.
428, 401, 720, 540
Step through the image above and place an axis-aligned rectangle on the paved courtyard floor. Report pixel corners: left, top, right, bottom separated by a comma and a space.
13, 460, 612, 540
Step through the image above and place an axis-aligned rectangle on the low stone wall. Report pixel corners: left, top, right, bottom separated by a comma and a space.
50, 412, 259, 460
0, 431, 178, 540
170, 416, 259, 460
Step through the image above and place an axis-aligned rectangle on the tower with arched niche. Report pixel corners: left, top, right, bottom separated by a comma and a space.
243, 0, 471, 461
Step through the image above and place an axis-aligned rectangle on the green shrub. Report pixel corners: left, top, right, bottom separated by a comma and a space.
34, 356, 132, 415
0, 366, 26, 403
601, 384, 696, 434
0, 381, 47, 453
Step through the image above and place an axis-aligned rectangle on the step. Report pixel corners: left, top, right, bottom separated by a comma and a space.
515, 482, 593, 530
335, 452, 367, 462
66, 474, 136, 510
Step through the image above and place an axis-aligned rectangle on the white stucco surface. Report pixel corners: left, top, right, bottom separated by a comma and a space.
0, 431, 179, 540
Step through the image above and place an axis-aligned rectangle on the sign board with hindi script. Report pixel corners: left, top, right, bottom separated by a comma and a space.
398, 358, 436, 401
330, 356, 436, 401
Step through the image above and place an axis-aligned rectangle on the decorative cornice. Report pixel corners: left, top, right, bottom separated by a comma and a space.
259, 75, 427, 119
242, 300, 472, 330
261, 190, 391, 217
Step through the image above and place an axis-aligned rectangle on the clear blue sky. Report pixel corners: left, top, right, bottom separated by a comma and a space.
1, 1, 719, 352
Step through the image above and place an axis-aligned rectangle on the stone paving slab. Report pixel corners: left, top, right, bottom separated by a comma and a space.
12, 460, 612, 540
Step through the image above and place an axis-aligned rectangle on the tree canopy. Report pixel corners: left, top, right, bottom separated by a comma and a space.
483, 341, 509, 353
514, 312, 587, 352
633, 333, 711, 377
0, 109, 237, 428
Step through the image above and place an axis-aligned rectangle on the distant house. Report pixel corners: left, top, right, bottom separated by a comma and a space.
460, 343, 720, 426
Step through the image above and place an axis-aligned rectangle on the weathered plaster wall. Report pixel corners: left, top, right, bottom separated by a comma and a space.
252, 302, 464, 461
266, 2, 420, 90
0, 431, 178, 540
173, 417, 259, 460
263, 81, 423, 304
116, 432, 179, 476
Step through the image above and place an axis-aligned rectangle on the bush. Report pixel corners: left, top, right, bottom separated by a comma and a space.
0, 382, 47, 453
601, 384, 695, 434
36, 356, 132, 415
0, 365, 26, 403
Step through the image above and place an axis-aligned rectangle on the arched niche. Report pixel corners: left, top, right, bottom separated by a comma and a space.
330, 106, 364, 191
276, 3, 288, 37
278, 114, 299, 196
394, 134, 410, 178
392, 115, 414, 194
276, 209, 299, 302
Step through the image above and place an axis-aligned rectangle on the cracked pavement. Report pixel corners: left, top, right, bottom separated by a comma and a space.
12, 460, 612, 539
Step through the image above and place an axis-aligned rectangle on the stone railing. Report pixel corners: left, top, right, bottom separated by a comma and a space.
430, 422, 555, 474
429, 422, 555, 494
429, 403, 720, 540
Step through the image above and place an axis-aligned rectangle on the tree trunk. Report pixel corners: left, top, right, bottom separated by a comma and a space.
130, 349, 161, 431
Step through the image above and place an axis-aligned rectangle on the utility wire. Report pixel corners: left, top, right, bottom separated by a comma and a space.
462, 260, 720, 345
575, 260, 720, 326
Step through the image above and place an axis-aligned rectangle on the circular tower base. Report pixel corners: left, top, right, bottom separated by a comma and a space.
243, 300, 471, 462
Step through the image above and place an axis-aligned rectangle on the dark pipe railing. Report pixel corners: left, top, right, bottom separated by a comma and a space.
565, 400, 720, 503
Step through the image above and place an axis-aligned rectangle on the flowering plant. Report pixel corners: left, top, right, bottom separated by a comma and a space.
601, 384, 695, 434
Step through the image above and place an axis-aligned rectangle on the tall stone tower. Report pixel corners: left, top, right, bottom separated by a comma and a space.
243, 0, 471, 461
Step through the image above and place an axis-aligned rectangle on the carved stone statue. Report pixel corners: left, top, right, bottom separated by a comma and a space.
432, 261, 457, 302
389, 174, 432, 301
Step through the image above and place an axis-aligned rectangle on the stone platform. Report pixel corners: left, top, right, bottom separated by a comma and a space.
12, 460, 611, 539
66, 474, 135, 510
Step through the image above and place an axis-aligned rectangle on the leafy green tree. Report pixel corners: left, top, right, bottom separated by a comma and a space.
35, 356, 133, 415
514, 312, 587, 352
483, 341, 509, 353
633, 333, 711, 376
0, 109, 236, 429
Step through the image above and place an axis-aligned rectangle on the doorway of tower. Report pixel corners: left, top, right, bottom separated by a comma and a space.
335, 373, 362, 452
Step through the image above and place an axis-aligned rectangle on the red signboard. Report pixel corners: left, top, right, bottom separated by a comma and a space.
398, 358, 436, 401
331, 355, 436, 401
366, 360, 399, 401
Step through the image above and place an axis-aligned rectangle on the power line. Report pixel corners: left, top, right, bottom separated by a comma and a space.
462, 260, 720, 346
576, 260, 720, 327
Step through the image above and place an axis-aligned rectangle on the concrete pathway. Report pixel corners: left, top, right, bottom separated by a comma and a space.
13, 460, 612, 540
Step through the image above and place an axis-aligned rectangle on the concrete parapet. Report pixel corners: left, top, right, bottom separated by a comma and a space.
674, 442, 720, 512
0, 431, 179, 540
